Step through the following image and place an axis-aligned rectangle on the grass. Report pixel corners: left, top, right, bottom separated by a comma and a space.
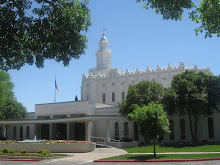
102, 154, 220, 160
124, 143, 220, 153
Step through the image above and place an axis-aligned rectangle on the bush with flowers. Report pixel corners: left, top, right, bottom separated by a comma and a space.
0, 140, 91, 144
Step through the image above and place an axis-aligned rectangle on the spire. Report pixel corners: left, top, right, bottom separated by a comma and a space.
100, 32, 108, 42
95, 32, 112, 70
75, 95, 78, 101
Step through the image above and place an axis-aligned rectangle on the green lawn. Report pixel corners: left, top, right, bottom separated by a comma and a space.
102, 154, 220, 160
124, 144, 220, 153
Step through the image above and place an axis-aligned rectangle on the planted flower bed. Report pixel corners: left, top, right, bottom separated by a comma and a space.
0, 140, 95, 153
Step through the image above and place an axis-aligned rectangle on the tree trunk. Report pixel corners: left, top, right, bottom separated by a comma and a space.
153, 139, 156, 157
188, 113, 195, 143
194, 116, 200, 143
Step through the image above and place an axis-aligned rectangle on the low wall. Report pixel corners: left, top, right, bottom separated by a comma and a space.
109, 141, 138, 149
0, 143, 96, 153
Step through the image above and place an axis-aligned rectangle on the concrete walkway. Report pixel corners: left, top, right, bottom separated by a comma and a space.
67, 145, 127, 162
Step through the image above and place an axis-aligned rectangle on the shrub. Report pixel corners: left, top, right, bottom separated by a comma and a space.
9, 149, 15, 154
2, 147, 9, 153
21, 149, 27, 154
42, 149, 50, 155
37, 149, 43, 154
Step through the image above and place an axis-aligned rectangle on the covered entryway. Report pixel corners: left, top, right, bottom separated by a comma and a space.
75, 123, 85, 140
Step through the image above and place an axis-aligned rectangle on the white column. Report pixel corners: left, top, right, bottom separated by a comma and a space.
49, 115, 53, 140
85, 121, 93, 141
105, 120, 110, 141
33, 124, 37, 140
49, 124, 53, 140
85, 121, 88, 140
3, 124, 6, 137
66, 122, 70, 140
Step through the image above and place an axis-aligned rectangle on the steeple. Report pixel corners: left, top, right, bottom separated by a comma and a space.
95, 32, 112, 70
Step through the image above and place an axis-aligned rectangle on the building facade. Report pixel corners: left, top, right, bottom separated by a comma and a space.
0, 33, 219, 143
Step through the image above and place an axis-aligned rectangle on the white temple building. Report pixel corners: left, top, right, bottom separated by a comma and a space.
0, 33, 219, 143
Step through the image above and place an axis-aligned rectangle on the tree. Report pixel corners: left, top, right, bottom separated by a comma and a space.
119, 80, 164, 117
163, 70, 220, 142
0, 71, 26, 119
0, 0, 91, 71
129, 102, 170, 157
137, 0, 220, 38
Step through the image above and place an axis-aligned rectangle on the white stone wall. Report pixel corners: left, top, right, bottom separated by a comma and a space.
81, 62, 211, 106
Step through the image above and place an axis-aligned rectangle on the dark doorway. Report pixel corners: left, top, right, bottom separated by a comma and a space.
41, 124, 49, 140
75, 123, 85, 140
56, 124, 67, 140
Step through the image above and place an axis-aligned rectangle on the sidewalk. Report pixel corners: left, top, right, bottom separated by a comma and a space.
69, 145, 127, 161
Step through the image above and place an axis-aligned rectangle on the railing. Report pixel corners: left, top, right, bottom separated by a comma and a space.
89, 136, 120, 148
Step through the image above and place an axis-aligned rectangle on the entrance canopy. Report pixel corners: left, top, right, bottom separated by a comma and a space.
0, 115, 120, 125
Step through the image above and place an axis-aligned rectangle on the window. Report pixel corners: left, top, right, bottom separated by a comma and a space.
180, 119, 186, 140
163, 77, 167, 81
102, 93, 105, 103
134, 123, 139, 141
26, 126, 29, 139
87, 93, 89, 100
208, 117, 214, 139
13, 127, 16, 140
169, 120, 175, 140
20, 126, 23, 139
112, 92, 115, 102
121, 81, 124, 85
124, 122, 129, 137
131, 80, 135, 84
122, 91, 125, 101
102, 83, 105, 87
152, 78, 156, 82
115, 122, 119, 140
112, 82, 115, 86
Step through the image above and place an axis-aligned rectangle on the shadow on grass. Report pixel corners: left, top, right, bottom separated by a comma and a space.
127, 155, 165, 160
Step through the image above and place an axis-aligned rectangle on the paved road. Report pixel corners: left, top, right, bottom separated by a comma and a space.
0, 145, 220, 165
0, 159, 220, 165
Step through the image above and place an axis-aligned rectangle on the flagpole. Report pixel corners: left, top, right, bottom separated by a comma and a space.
54, 76, 56, 103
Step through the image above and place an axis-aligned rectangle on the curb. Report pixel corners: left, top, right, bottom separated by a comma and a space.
0, 159, 42, 161
94, 158, 220, 162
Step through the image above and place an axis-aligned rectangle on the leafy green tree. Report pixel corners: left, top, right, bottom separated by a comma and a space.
129, 102, 170, 157
137, 0, 220, 38
0, 0, 91, 71
0, 71, 26, 119
119, 80, 164, 117
163, 70, 220, 142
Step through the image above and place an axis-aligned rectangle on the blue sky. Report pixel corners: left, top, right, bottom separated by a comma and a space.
8, 0, 219, 112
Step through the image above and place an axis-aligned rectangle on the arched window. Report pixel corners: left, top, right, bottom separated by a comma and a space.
115, 122, 119, 140
13, 127, 17, 140
86, 93, 89, 100
102, 93, 105, 103
169, 120, 175, 140
20, 126, 23, 139
208, 117, 214, 139
122, 91, 125, 101
180, 119, 186, 140
26, 126, 29, 139
124, 122, 129, 137
112, 92, 115, 102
